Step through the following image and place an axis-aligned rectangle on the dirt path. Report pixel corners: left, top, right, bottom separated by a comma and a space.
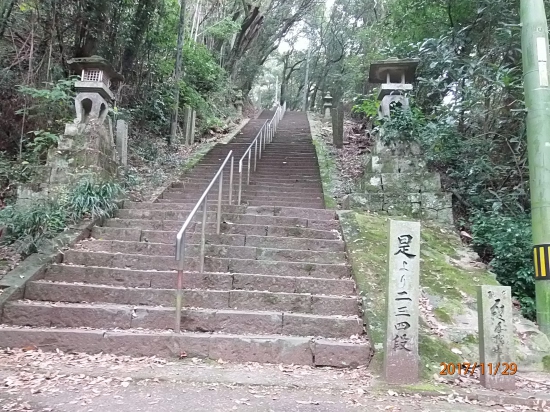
1, 349, 547, 411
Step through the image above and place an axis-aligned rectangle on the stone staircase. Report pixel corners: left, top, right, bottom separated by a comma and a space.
0, 111, 372, 368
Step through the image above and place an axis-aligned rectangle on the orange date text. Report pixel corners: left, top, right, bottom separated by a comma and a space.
439, 362, 517, 376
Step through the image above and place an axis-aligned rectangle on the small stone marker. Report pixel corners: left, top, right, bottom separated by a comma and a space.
384, 219, 420, 384
477, 285, 515, 390
332, 102, 344, 148
115, 119, 128, 166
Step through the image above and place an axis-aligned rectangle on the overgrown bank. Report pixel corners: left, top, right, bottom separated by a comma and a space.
309, 113, 550, 377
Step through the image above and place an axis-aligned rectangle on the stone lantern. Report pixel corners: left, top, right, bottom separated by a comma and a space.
16, 56, 124, 206
67, 56, 123, 125
368, 58, 419, 118
323, 92, 333, 120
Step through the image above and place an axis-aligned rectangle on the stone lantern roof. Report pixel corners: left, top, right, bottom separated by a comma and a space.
68, 56, 123, 103
368, 58, 420, 100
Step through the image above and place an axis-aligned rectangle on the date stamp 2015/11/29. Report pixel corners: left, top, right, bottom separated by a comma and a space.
440, 362, 517, 376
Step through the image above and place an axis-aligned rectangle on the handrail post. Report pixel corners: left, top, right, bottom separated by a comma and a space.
229, 156, 234, 205
254, 140, 258, 172
199, 197, 207, 273
238, 160, 243, 205
217, 171, 223, 234
247, 150, 251, 184
175, 249, 184, 333
259, 131, 262, 160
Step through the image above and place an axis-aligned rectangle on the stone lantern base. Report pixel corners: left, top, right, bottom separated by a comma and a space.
343, 129, 453, 225
17, 118, 120, 206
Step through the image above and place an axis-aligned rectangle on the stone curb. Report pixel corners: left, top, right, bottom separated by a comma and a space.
373, 382, 549, 408
0, 218, 100, 316
147, 118, 251, 203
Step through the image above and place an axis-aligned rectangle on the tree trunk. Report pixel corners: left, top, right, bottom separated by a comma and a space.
0, 0, 17, 38
169, 0, 186, 145
121, 0, 157, 76
73, 0, 110, 57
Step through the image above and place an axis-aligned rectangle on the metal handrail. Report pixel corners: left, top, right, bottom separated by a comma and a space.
237, 104, 286, 204
174, 150, 234, 332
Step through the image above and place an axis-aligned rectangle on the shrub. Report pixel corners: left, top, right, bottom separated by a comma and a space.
471, 211, 535, 320
0, 177, 123, 256
0, 199, 67, 255
65, 178, 123, 222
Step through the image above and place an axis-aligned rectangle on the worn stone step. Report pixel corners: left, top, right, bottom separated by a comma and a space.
93, 227, 344, 251
253, 164, 320, 169
0, 327, 372, 367
221, 223, 341, 240
116, 205, 337, 222
122, 201, 235, 210
45, 265, 357, 295
3, 302, 362, 338
161, 191, 237, 200
243, 196, 324, 205
168, 185, 323, 195
61, 251, 352, 278
155, 198, 237, 205
105, 219, 340, 239
78, 241, 257, 259
247, 206, 335, 220
224, 213, 339, 230
248, 179, 322, 187
182, 177, 321, 187
105, 213, 339, 232
24, 281, 358, 316
92, 228, 247, 245
248, 200, 325, 209
77, 240, 347, 264
251, 173, 320, 178
115, 208, 220, 220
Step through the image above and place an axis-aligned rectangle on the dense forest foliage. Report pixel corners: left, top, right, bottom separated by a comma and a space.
254, 0, 542, 318
0, 0, 545, 317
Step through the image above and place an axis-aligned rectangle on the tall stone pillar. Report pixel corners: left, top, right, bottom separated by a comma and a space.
323, 92, 333, 120
234, 90, 244, 118
116, 120, 128, 166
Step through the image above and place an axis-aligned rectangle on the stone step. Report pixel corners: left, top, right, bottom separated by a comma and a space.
44, 265, 357, 295
190, 161, 320, 169
180, 177, 322, 186
161, 192, 324, 204
61, 251, 352, 279
3, 301, 363, 338
105, 219, 340, 240
115, 208, 220, 220
248, 200, 324, 209
23, 281, 359, 316
118, 207, 338, 228
251, 172, 320, 177
116, 205, 337, 222
93, 227, 345, 251
246, 206, 336, 220
0, 327, 371, 367
122, 201, 238, 210
93, 227, 244, 245
169, 184, 323, 195
77, 240, 347, 264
